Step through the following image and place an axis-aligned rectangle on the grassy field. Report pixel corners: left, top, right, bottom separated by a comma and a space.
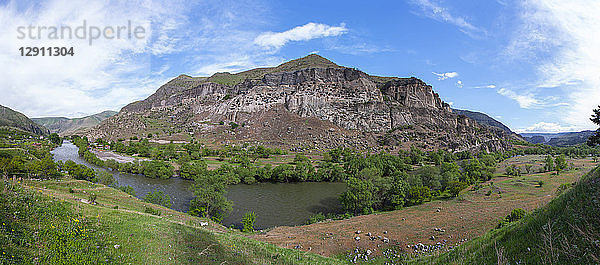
406, 165, 600, 265
2, 177, 345, 264
252, 156, 598, 262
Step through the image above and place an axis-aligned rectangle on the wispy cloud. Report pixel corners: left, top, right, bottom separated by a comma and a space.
254, 22, 347, 50
432, 71, 458, 80
507, 0, 600, 130
409, 0, 487, 38
516, 122, 577, 133
472, 84, 496, 89
497, 88, 539, 109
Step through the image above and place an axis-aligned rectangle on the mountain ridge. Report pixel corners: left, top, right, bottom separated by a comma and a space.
452, 109, 515, 134
520, 130, 595, 146
33, 110, 117, 136
0, 104, 49, 135
89, 54, 512, 153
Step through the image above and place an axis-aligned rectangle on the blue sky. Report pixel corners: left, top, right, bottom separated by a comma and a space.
0, 0, 598, 133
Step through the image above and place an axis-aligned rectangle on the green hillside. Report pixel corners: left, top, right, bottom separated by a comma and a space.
0, 105, 49, 135
33, 110, 117, 136
1, 177, 344, 264
413, 165, 600, 264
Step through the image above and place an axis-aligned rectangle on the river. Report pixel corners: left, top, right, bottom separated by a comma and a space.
51, 141, 346, 229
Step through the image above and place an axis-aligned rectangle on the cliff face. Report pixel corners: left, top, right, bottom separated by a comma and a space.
89, 55, 511, 152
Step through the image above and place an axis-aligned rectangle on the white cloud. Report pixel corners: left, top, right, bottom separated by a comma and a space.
456, 80, 463, 88
254, 22, 347, 50
508, 0, 600, 130
0, 0, 188, 117
517, 122, 577, 133
473, 84, 496, 89
410, 0, 487, 38
497, 88, 539, 109
432, 71, 458, 80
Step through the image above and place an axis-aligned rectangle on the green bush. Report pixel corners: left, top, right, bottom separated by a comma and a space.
117, 186, 136, 197
144, 206, 161, 216
497, 208, 526, 228
306, 212, 326, 224
241, 211, 256, 233
143, 190, 172, 208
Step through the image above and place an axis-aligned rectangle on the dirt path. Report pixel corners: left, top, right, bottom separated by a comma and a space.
251, 158, 598, 257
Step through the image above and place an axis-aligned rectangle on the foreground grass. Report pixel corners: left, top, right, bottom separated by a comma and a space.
2, 177, 345, 264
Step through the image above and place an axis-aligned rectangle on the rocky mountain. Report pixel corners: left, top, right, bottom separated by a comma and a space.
0, 104, 49, 135
452, 109, 515, 134
33, 111, 117, 136
88, 54, 512, 153
521, 131, 595, 147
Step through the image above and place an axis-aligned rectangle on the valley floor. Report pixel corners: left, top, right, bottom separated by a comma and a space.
251, 156, 599, 258
90, 148, 150, 163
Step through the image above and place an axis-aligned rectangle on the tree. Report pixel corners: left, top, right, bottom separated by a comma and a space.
554, 155, 568, 173
447, 181, 467, 197
506, 164, 521, 176
587, 106, 600, 146
49, 133, 62, 145
144, 190, 172, 208
339, 177, 374, 214
179, 160, 207, 180
440, 162, 460, 189
94, 170, 115, 186
406, 186, 432, 206
189, 173, 232, 222
544, 155, 554, 172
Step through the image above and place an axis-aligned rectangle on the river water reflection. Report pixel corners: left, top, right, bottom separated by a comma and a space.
52, 141, 346, 229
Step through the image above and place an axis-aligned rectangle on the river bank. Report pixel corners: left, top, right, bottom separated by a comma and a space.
52, 141, 346, 229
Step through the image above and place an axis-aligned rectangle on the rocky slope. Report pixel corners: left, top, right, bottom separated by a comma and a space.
452, 109, 515, 134
88, 54, 512, 152
33, 110, 117, 136
0, 104, 49, 135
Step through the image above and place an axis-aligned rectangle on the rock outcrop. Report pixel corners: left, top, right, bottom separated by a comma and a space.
88, 54, 512, 152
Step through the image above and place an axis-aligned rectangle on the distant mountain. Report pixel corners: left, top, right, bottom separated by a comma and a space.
0, 105, 49, 135
520, 131, 595, 147
33, 111, 117, 136
88, 54, 513, 153
452, 109, 515, 134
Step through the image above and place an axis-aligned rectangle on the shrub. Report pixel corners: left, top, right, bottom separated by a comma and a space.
243, 176, 257, 184
497, 208, 526, 228
89, 194, 97, 204
144, 206, 161, 216
143, 190, 172, 208
93, 170, 115, 186
406, 186, 432, 206
306, 212, 326, 224
556, 182, 572, 194
241, 211, 256, 233
506, 164, 521, 176
447, 181, 467, 197
117, 186, 136, 197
